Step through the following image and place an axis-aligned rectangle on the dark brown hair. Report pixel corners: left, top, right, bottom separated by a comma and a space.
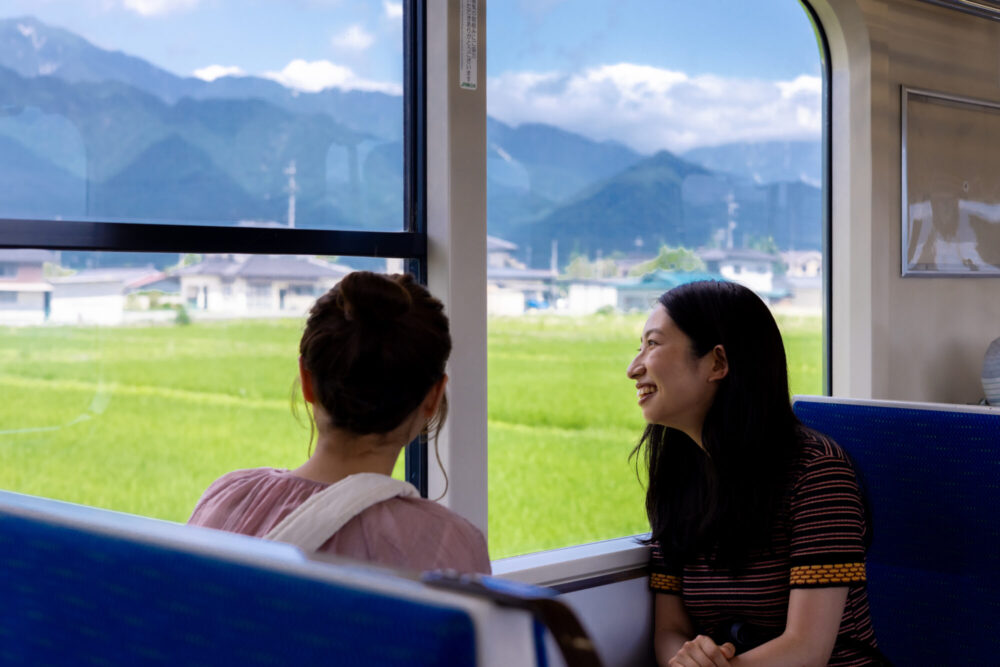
299, 271, 451, 435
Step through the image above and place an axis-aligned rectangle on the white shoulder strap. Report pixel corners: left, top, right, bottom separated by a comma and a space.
263, 473, 419, 552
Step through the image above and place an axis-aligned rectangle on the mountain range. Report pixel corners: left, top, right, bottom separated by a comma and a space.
0, 15, 822, 270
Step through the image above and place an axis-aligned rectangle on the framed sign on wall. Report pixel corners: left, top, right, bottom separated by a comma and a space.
901, 87, 1000, 276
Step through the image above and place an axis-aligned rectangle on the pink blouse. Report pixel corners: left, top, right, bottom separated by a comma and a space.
188, 468, 491, 574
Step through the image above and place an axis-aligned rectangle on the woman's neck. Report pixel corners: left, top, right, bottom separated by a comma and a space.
291, 429, 404, 485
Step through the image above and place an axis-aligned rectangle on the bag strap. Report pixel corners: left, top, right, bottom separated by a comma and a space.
264, 473, 419, 552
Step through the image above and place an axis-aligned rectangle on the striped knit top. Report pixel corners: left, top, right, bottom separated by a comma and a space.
649, 428, 880, 665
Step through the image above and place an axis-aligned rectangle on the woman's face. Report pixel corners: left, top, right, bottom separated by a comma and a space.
626, 305, 721, 442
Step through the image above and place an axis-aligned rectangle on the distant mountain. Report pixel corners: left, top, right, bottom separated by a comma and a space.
508, 150, 822, 268
509, 150, 709, 265
485, 119, 642, 237
0, 16, 201, 104
0, 134, 85, 217
682, 140, 821, 187
0, 64, 407, 229
0, 16, 401, 140
487, 118, 640, 201
0, 15, 823, 271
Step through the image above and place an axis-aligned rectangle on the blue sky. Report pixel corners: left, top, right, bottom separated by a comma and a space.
3, 0, 823, 151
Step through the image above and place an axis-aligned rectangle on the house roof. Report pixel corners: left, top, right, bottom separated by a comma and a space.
781, 250, 823, 262
0, 282, 51, 292
699, 248, 779, 263
616, 270, 727, 291
175, 255, 352, 281
487, 266, 556, 281
50, 266, 163, 286
0, 249, 58, 263
487, 236, 518, 252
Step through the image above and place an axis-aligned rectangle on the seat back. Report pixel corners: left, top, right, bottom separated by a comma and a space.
792, 396, 1000, 665
0, 490, 542, 666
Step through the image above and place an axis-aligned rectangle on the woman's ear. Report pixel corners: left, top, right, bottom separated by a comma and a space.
423, 374, 448, 418
299, 356, 316, 403
708, 345, 729, 382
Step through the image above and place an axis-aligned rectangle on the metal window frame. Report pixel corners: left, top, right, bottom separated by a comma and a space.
0, 1, 430, 494
800, 0, 834, 397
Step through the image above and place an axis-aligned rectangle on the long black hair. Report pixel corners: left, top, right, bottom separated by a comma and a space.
631, 280, 801, 569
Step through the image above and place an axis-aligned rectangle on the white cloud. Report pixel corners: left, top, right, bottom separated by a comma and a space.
332, 24, 375, 51
488, 64, 822, 153
383, 1, 403, 20
120, 0, 200, 17
192, 64, 246, 82
263, 59, 401, 95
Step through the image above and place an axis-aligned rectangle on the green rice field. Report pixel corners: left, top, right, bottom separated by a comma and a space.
0, 313, 821, 559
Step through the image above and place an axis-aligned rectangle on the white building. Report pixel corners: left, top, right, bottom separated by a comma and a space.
0, 249, 56, 325
49, 266, 174, 325
781, 250, 823, 278
485, 236, 557, 315
564, 280, 620, 315
175, 254, 351, 315
699, 248, 787, 298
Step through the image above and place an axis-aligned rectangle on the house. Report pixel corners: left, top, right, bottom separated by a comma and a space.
174, 254, 351, 315
614, 270, 727, 312
698, 248, 791, 303
781, 250, 822, 278
563, 279, 622, 315
0, 249, 56, 325
487, 236, 520, 269
48, 266, 176, 325
485, 236, 557, 315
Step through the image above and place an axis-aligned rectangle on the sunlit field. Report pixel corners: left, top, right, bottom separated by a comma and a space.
0, 313, 821, 559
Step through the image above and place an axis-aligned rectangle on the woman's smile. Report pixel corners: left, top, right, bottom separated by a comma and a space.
636, 383, 657, 405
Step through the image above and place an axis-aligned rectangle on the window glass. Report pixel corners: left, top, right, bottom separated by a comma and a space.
0, 3, 404, 230
487, 1, 825, 558
0, 250, 407, 519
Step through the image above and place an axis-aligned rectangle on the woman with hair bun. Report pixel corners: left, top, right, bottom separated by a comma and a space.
188, 271, 490, 574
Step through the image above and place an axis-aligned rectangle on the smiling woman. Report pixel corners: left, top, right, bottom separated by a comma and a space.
628, 281, 878, 666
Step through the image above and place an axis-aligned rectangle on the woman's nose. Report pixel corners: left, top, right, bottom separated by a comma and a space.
627, 355, 643, 379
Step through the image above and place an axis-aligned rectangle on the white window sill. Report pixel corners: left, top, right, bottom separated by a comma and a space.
491, 534, 650, 590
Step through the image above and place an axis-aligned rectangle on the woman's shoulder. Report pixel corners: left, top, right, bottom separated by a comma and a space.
188, 468, 323, 529
341, 496, 491, 573
197, 467, 313, 500
374, 496, 484, 537
794, 425, 852, 465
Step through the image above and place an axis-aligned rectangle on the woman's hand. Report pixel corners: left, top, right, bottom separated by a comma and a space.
668, 635, 736, 667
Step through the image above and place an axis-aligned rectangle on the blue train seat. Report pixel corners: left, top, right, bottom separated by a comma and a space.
0, 490, 575, 666
792, 396, 1000, 666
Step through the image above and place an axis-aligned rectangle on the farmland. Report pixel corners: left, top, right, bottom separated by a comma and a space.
0, 313, 821, 558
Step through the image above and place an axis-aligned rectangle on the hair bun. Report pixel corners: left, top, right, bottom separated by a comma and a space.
338, 271, 413, 323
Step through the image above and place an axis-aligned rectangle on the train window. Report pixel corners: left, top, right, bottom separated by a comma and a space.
0, 250, 409, 518
486, 1, 828, 557
0, 4, 405, 232
0, 2, 428, 512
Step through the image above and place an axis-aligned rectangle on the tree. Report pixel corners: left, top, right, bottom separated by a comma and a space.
178, 253, 202, 268
747, 236, 786, 276
628, 244, 705, 277
563, 254, 595, 279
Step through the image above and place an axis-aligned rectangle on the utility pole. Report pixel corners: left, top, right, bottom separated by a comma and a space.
285, 160, 298, 228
